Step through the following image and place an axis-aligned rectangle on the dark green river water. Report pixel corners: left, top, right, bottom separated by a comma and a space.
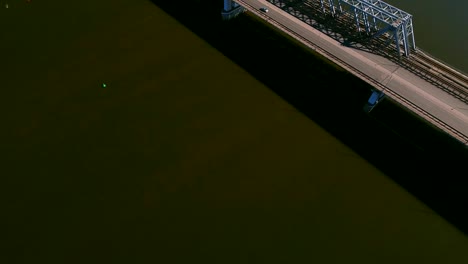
2, 0, 468, 263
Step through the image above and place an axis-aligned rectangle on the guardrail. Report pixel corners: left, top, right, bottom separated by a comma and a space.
415, 47, 468, 78
235, 0, 468, 145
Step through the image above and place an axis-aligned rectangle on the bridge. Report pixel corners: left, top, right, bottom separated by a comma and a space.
222, 0, 468, 146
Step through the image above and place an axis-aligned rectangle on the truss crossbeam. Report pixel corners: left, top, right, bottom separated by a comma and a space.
317, 0, 416, 57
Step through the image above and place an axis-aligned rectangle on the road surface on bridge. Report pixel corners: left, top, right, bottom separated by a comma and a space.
238, 0, 468, 145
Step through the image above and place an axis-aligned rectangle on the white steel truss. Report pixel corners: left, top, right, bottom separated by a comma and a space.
319, 0, 416, 57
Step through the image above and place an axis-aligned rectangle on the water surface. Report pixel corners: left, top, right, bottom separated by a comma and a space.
386, 0, 468, 73
2, 0, 468, 263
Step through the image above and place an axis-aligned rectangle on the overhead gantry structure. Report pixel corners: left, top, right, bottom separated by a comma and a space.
319, 0, 416, 57
222, 0, 415, 56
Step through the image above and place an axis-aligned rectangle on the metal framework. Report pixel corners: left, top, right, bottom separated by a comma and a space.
319, 0, 416, 57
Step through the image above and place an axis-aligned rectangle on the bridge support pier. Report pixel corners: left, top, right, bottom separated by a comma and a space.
221, 0, 245, 20
363, 90, 385, 113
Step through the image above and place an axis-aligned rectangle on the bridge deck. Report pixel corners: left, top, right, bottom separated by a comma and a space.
237, 0, 468, 145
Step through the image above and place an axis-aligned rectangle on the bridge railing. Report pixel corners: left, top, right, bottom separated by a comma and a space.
415, 47, 468, 78
234, 0, 468, 145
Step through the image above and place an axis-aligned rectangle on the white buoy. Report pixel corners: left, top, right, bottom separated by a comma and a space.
6, 4, 9, 8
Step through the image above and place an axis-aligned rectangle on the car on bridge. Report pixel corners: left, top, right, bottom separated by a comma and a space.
260, 7, 269, 13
